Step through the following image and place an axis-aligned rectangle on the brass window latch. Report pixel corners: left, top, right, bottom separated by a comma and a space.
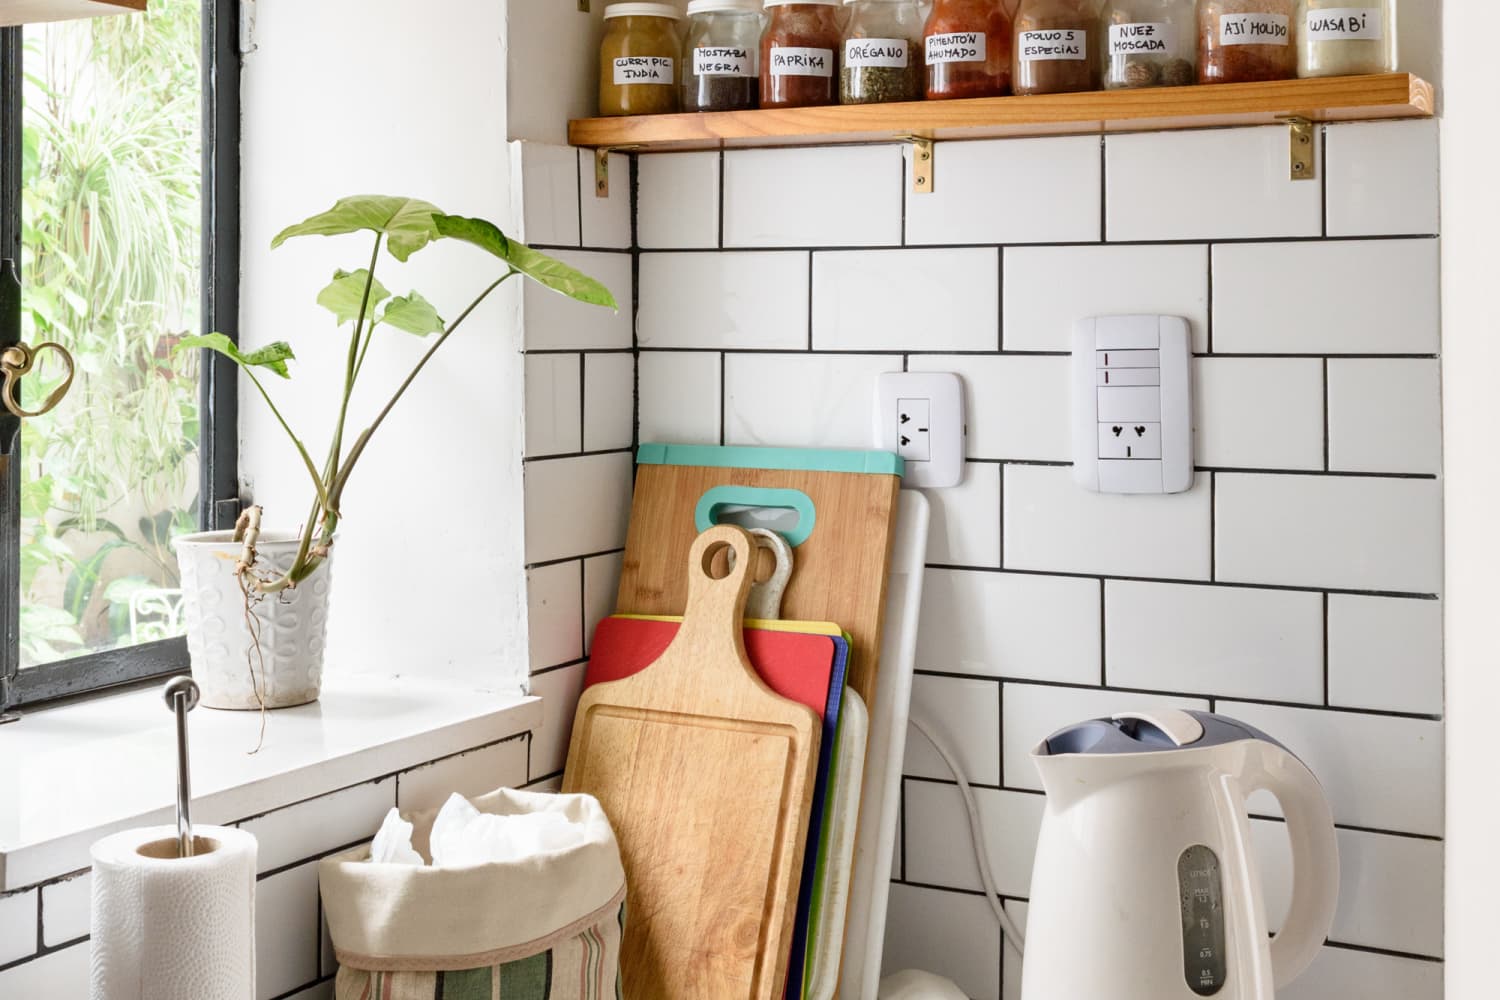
1, 340, 75, 420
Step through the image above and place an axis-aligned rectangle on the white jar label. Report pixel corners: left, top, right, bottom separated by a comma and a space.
613, 56, 675, 85
845, 38, 910, 69
1018, 29, 1088, 61
1108, 22, 1176, 56
769, 46, 834, 77
1305, 7, 1383, 41
926, 31, 986, 65
1218, 12, 1290, 45
693, 46, 756, 77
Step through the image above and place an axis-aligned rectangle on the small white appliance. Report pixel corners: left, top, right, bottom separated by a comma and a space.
1022, 709, 1339, 1000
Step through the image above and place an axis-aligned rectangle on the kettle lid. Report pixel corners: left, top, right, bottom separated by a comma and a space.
1038, 709, 1288, 757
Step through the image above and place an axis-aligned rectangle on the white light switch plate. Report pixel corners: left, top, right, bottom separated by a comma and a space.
873, 372, 965, 488
1072, 315, 1194, 495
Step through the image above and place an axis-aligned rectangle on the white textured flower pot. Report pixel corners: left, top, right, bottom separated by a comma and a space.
173, 530, 333, 710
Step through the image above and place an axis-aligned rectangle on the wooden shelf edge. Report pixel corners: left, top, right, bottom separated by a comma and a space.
1, 0, 146, 28
569, 73, 1434, 152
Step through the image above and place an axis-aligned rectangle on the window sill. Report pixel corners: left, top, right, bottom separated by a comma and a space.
0, 669, 542, 891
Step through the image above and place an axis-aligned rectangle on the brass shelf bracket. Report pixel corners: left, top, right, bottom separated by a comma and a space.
1281, 115, 1316, 182
897, 134, 935, 195
594, 145, 642, 199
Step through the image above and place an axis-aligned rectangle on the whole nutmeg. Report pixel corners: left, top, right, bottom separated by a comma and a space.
1159, 58, 1196, 86
1123, 60, 1160, 87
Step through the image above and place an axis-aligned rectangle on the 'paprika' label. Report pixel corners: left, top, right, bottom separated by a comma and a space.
1218, 12, 1290, 45
613, 56, 674, 85
769, 45, 834, 77
925, 32, 986, 65
1305, 7, 1382, 41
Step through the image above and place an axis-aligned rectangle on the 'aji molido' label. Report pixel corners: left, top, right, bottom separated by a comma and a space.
926, 31, 986, 65
769, 46, 834, 77
613, 56, 674, 85
1018, 29, 1088, 61
1305, 7, 1382, 41
1219, 12, 1290, 45
1108, 22, 1175, 56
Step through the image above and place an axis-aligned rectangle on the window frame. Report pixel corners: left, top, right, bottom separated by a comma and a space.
0, 0, 241, 715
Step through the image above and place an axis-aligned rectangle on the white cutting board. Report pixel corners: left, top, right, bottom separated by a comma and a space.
838, 489, 929, 1000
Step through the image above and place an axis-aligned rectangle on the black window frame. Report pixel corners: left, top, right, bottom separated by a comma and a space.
0, 0, 241, 715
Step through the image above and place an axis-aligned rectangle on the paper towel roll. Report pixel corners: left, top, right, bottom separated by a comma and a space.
90, 825, 257, 1000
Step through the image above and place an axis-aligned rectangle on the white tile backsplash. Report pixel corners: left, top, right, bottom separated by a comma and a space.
511, 142, 580, 248
638, 151, 720, 249
1195, 358, 1325, 470
39, 871, 89, 947
1213, 239, 1440, 355
1004, 464, 1212, 579
904, 674, 1001, 786
905, 135, 1101, 246
522, 250, 633, 351
923, 462, 1002, 568
883, 884, 1002, 1000
902, 780, 1044, 897
583, 352, 634, 452
1002, 244, 1209, 352
1001, 683, 1209, 791
723, 145, 902, 248
0, 888, 36, 965
724, 353, 900, 448
528, 662, 587, 780
0, 942, 88, 998
1280, 946, 1441, 1000
1325, 119, 1441, 238
1106, 126, 1322, 241
578, 150, 631, 248
397, 736, 529, 813
1218, 701, 1444, 837
639, 350, 721, 445
526, 561, 583, 671
638, 251, 809, 351
523, 452, 635, 564
910, 354, 1069, 462
1105, 581, 1324, 703
1328, 595, 1443, 716
917, 569, 1101, 684
1215, 473, 1443, 593
583, 551, 624, 654
239, 779, 395, 874
523, 353, 581, 458
1327, 358, 1442, 475
812, 249, 999, 352
256, 862, 320, 1000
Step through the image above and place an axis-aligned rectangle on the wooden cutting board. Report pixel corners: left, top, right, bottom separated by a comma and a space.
616, 445, 902, 709
564, 525, 823, 1000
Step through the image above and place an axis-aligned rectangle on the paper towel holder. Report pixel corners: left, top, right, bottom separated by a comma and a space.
162, 676, 200, 859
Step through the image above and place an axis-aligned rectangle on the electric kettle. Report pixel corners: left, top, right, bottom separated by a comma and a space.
1021, 709, 1339, 1000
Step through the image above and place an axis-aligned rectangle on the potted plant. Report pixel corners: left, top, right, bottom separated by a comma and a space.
173, 195, 614, 711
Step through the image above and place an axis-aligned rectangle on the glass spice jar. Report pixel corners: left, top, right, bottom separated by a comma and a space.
1013, 0, 1098, 95
683, 0, 764, 111
599, 2, 685, 116
1100, 0, 1197, 88
841, 0, 925, 104
1298, 0, 1395, 78
762, 0, 843, 108
924, 0, 1013, 99
1198, 0, 1296, 84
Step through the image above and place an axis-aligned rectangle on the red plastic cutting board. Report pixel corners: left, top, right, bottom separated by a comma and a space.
587, 616, 837, 719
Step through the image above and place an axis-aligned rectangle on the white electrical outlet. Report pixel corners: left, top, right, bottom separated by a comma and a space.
1072, 315, 1194, 495
873, 372, 965, 488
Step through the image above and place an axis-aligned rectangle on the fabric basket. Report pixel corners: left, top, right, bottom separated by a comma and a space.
320, 786, 626, 1000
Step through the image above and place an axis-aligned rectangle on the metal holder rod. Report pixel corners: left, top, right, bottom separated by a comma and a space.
162, 676, 200, 858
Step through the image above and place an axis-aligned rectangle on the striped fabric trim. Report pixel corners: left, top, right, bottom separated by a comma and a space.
335, 883, 627, 973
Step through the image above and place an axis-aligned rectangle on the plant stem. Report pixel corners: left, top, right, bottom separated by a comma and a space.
242, 367, 330, 510
324, 234, 383, 487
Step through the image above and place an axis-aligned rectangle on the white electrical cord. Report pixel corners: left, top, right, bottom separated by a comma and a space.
907, 711, 1027, 956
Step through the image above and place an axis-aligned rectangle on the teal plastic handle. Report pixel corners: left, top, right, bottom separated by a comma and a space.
695, 486, 817, 547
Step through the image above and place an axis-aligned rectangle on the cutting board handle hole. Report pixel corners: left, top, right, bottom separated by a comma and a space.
700, 540, 736, 580
696, 486, 816, 547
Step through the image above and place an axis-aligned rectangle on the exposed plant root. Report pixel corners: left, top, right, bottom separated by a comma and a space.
233, 505, 268, 753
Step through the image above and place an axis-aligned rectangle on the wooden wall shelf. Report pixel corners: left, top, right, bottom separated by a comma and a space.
1, 0, 145, 28
569, 73, 1433, 153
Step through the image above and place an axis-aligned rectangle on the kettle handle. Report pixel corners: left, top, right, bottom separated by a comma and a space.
1239, 741, 1341, 990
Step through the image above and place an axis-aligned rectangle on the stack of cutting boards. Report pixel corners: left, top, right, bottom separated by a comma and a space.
563, 445, 904, 1000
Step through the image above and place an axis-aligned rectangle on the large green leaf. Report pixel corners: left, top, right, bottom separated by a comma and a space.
379, 292, 445, 336
317, 268, 390, 326
177, 333, 296, 379
432, 214, 618, 309
271, 195, 445, 262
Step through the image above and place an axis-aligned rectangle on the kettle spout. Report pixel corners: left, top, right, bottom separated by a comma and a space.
1029, 745, 1099, 809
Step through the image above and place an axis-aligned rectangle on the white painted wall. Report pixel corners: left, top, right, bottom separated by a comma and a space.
1439, 8, 1500, 997
239, 0, 528, 687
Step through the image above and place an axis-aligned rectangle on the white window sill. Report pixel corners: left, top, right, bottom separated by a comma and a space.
0, 669, 542, 891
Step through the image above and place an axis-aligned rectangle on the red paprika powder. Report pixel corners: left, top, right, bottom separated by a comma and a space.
761, 0, 842, 108
924, 0, 1013, 99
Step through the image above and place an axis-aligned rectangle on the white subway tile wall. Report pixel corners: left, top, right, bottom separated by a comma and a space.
630, 121, 1444, 994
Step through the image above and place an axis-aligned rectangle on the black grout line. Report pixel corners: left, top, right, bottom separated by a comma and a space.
806, 252, 814, 351
522, 446, 634, 465
631, 345, 1438, 360
269, 974, 336, 1000
1320, 124, 1329, 238
578, 353, 588, 453
531, 657, 590, 678
899, 144, 908, 248
635, 232, 1439, 254
1206, 242, 1215, 354
1323, 357, 1331, 471
922, 561, 1439, 601
1323, 591, 1332, 707
1098, 578, 1108, 686
1209, 471, 1217, 580
719, 352, 727, 445
524, 347, 636, 356
528, 244, 634, 256
573, 149, 584, 248
1098, 134, 1107, 242
717, 150, 725, 251
0, 932, 89, 974
527, 546, 626, 571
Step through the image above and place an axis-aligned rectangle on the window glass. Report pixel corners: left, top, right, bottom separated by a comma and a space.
17, 1, 202, 667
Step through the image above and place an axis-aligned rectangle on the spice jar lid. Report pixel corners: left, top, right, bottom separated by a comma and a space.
688, 0, 761, 12
763, 0, 841, 7
603, 2, 684, 19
